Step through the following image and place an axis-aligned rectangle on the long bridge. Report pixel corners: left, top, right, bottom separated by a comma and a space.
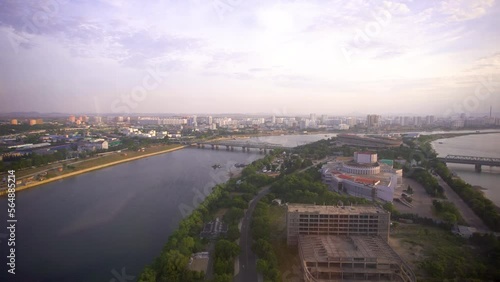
437, 155, 500, 172
193, 140, 286, 153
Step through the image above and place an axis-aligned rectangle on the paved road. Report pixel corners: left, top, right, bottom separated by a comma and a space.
395, 178, 438, 220
205, 242, 215, 281
434, 175, 490, 232
233, 162, 321, 282
233, 185, 271, 282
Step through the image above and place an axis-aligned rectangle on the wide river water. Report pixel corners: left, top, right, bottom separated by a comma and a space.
1, 131, 498, 281
431, 133, 500, 207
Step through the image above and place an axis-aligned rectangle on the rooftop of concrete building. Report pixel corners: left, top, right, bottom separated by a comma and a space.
287, 204, 387, 214
298, 235, 401, 264
357, 151, 377, 155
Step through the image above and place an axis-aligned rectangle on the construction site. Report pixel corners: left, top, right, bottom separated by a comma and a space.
287, 203, 415, 282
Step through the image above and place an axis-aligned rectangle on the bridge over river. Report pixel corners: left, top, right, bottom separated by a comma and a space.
193, 140, 286, 153
437, 155, 500, 172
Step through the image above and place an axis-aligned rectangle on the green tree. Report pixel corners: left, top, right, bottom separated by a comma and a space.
138, 266, 157, 282
163, 250, 189, 282
215, 239, 240, 260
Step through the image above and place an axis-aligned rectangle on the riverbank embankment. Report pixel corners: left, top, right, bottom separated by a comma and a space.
0, 145, 186, 196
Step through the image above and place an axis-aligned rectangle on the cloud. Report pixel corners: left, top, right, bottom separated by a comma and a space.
440, 0, 495, 22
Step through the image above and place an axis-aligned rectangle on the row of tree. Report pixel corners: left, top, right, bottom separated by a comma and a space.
3, 149, 74, 171
252, 201, 280, 281
406, 169, 444, 198
434, 162, 500, 231
212, 239, 240, 281
432, 200, 465, 225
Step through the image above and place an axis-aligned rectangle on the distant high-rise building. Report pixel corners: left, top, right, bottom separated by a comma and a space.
299, 119, 309, 130
36, 119, 43, 125
208, 116, 213, 125
68, 115, 76, 123
346, 117, 356, 126
271, 115, 276, 124
10, 119, 18, 125
188, 115, 197, 127
403, 116, 411, 126
29, 119, 37, 126
425, 115, 435, 125
415, 116, 422, 126
310, 113, 316, 122
320, 115, 328, 124
93, 116, 102, 124
366, 114, 380, 127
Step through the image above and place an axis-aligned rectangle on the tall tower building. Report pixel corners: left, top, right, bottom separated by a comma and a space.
366, 114, 380, 127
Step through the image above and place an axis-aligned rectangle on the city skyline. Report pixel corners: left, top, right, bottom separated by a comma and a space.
0, 0, 499, 115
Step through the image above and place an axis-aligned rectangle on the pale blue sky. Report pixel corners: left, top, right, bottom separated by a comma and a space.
0, 0, 499, 115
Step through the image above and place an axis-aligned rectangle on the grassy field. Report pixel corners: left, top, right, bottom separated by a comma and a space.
389, 223, 482, 281
267, 205, 302, 281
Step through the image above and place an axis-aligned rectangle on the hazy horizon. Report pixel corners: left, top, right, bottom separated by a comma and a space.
1, 0, 499, 115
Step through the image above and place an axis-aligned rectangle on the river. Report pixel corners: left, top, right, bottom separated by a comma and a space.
431, 133, 500, 207
0, 149, 261, 282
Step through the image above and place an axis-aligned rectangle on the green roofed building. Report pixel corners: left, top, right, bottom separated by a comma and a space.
109, 140, 122, 147
379, 159, 394, 167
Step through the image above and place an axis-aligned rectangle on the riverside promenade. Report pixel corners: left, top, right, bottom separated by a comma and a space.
0, 145, 186, 196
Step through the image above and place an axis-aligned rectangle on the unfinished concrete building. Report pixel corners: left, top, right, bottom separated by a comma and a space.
287, 204, 390, 246
287, 204, 415, 281
298, 235, 415, 281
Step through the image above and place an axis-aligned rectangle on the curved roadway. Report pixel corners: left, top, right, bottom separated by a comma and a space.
233, 185, 271, 282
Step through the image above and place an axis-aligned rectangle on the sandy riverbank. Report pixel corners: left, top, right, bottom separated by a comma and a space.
1, 145, 186, 196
